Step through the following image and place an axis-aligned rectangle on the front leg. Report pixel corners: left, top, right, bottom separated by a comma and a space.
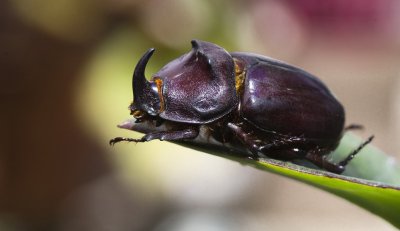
110, 127, 199, 145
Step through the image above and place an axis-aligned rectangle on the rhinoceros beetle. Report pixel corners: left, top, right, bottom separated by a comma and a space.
110, 40, 373, 174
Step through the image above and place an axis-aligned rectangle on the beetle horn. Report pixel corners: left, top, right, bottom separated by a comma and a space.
133, 48, 155, 101
131, 48, 160, 115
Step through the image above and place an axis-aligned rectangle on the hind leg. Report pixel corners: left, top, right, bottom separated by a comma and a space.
305, 135, 374, 174
228, 122, 374, 173
305, 148, 345, 173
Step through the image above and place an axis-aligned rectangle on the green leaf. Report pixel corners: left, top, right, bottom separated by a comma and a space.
118, 119, 400, 228
179, 133, 400, 229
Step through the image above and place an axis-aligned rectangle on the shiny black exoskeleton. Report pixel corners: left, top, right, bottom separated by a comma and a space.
110, 40, 373, 174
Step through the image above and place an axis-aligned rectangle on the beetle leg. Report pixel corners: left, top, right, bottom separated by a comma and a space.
110, 127, 199, 145
227, 123, 310, 159
258, 136, 308, 152
305, 149, 345, 174
337, 135, 374, 167
344, 124, 364, 131
305, 135, 374, 174
227, 123, 262, 159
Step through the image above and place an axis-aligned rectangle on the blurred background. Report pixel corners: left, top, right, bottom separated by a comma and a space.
2, 0, 400, 230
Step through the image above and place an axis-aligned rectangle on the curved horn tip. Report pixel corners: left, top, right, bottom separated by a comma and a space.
142, 48, 155, 59
147, 48, 155, 55
135, 48, 156, 72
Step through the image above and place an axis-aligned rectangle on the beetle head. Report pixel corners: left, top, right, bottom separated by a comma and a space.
129, 48, 162, 118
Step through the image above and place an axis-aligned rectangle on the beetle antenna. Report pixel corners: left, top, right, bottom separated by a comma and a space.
338, 135, 374, 167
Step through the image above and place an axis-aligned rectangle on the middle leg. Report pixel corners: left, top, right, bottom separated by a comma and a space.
227, 122, 311, 159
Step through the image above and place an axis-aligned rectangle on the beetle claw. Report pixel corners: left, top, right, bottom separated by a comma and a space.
109, 137, 141, 145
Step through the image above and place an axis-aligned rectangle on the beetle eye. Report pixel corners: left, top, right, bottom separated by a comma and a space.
131, 109, 145, 119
